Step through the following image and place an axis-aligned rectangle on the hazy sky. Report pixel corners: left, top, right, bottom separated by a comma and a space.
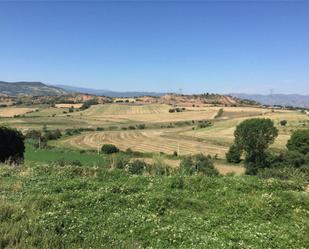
1, 1, 309, 94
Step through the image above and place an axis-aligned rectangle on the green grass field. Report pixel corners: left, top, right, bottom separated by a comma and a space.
1, 103, 309, 248
0, 163, 308, 248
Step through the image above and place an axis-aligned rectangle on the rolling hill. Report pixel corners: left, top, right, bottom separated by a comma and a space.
0, 81, 67, 96
231, 93, 309, 108
55, 84, 165, 97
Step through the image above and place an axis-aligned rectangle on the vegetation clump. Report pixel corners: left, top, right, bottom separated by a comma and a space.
226, 144, 242, 163
101, 144, 120, 154
80, 99, 98, 110
0, 126, 25, 164
232, 118, 278, 175
179, 154, 218, 176
287, 129, 309, 155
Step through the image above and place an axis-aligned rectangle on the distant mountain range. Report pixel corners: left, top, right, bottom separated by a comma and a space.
0, 81, 164, 98
1, 81, 308, 108
55, 84, 165, 98
0, 81, 67, 96
231, 93, 309, 108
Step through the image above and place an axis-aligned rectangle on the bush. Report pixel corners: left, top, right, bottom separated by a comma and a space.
25, 129, 42, 140
71, 160, 83, 166
214, 108, 224, 119
101, 144, 120, 154
65, 129, 81, 136
112, 156, 129, 169
80, 99, 98, 110
136, 124, 146, 129
226, 144, 241, 163
0, 126, 25, 164
197, 120, 212, 129
257, 166, 307, 181
179, 154, 218, 176
43, 129, 62, 140
126, 160, 147, 175
280, 120, 287, 126
287, 129, 309, 155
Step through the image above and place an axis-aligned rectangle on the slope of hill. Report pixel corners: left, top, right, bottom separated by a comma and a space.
231, 93, 309, 108
55, 84, 165, 97
0, 81, 67, 96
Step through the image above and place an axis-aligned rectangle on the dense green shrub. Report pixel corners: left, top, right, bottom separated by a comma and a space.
65, 129, 81, 136
197, 120, 212, 129
25, 129, 42, 140
0, 126, 25, 164
280, 120, 287, 126
226, 144, 242, 163
287, 129, 309, 155
112, 156, 129, 169
179, 154, 218, 176
127, 160, 147, 174
101, 144, 120, 154
257, 166, 307, 181
136, 124, 146, 129
80, 99, 98, 110
214, 108, 224, 119
43, 129, 62, 140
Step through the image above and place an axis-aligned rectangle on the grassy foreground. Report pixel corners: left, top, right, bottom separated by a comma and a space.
0, 163, 308, 249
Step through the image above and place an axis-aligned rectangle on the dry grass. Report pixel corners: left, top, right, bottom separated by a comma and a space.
59, 107, 309, 157
75, 104, 220, 123
55, 103, 83, 108
60, 128, 228, 157
0, 107, 34, 117
183, 109, 309, 150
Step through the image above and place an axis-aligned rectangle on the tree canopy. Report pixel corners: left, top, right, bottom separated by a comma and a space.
287, 129, 309, 155
233, 118, 278, 174
0, 126, 25, 164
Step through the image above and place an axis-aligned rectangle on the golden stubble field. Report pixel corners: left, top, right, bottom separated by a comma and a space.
2, 103, 308, 158
0, 107, 35, 117
55, 104, 309, 158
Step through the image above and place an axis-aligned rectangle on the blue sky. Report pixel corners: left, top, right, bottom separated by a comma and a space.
0, 1, 308, 94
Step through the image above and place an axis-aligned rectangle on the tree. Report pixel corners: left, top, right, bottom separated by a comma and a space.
287, 129, 309, 155
226, 144, 241, 163
0, 126, 25, 164
234, 118, 278, 175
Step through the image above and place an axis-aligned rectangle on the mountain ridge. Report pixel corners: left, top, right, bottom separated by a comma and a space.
0, 81, 67, 96
54, 84, 165, 97
231, 93, 309, 108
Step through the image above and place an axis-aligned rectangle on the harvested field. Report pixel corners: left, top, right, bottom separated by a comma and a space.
80, 104, 170, 115
55, 103, 83, 108
0, 107, 34, 117
183, 110, 309, 150
76, 104, 220, 123
59, 128, 228, 157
